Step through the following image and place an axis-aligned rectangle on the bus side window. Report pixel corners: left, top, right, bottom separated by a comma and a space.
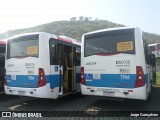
49, 39, 56, 65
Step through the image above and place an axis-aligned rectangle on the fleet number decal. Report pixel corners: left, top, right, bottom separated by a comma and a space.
119, 68, 130, 74
120, 75, 130, 80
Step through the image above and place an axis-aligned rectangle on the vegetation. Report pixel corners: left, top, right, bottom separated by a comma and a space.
0, 16, 160, 43
156, 72, 160, 84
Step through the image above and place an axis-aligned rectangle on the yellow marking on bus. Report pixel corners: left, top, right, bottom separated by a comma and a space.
27, 46, 38, 55
117, 41, 133, 51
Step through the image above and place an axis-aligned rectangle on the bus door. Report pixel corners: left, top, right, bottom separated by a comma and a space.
70, 47, 76, 91
57, 43, 64, 95
63, 45, 76, 93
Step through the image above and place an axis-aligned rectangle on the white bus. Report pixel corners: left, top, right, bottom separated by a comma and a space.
149, 43, 160, 58
0, 39, 6, 90
4, 32, 81, 99
81, 27, 155, 100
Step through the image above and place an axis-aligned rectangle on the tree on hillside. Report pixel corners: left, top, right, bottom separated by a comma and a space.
70, 17, 77, 21
84, 17, 89, 21
88, 17, 92, 21
79, 16, 84, 21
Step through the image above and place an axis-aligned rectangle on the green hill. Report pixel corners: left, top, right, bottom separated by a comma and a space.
0, 17, 159, 44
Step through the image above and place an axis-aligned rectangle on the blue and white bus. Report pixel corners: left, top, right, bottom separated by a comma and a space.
0, 39, 6, 90
81, 27, 155, 100
4, 32, 81, 99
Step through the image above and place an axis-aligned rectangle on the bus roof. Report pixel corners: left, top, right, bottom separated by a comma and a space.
7, 32, 81, 46
148, 43, 160, 46
58, 36, 81, 46
0, 39, 7, 44
83, 27, 139, 36
8, 32, 57, 41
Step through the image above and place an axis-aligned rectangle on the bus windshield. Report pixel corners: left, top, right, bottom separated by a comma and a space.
7, 35, 39, 59
84, 31, 135, 57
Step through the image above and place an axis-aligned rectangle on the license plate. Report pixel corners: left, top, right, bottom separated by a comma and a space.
103, 91, 115, 96
18, 91, 26, 95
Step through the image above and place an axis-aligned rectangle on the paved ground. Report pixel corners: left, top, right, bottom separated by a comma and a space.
0, 87, 160, 120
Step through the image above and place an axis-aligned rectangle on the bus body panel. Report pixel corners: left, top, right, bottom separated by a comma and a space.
5, 32, 81, 99
81, 84, 147, 100
38, 33, 51, 73
81, 27, 152, 100
83, 54, 136, 88
6, 58, 39, 88
4, 84, 59, 99
135, 28, 151, 95
4, 33, 60, 99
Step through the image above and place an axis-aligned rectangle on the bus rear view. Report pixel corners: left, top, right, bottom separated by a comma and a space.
4, 34, 40, 96
81, 27, 153, 100
4, 32, 81, 99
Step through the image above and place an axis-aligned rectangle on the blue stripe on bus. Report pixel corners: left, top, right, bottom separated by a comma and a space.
6, 75, 39, 88
49, 73, 81, 88
84, 74, 148, 88
6, 73, 80, 88
6, 75, 59, 88
76, 73, 81, 83
49, 75, 59, 88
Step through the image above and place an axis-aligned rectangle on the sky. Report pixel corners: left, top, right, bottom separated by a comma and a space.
0, 0, 160, 34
